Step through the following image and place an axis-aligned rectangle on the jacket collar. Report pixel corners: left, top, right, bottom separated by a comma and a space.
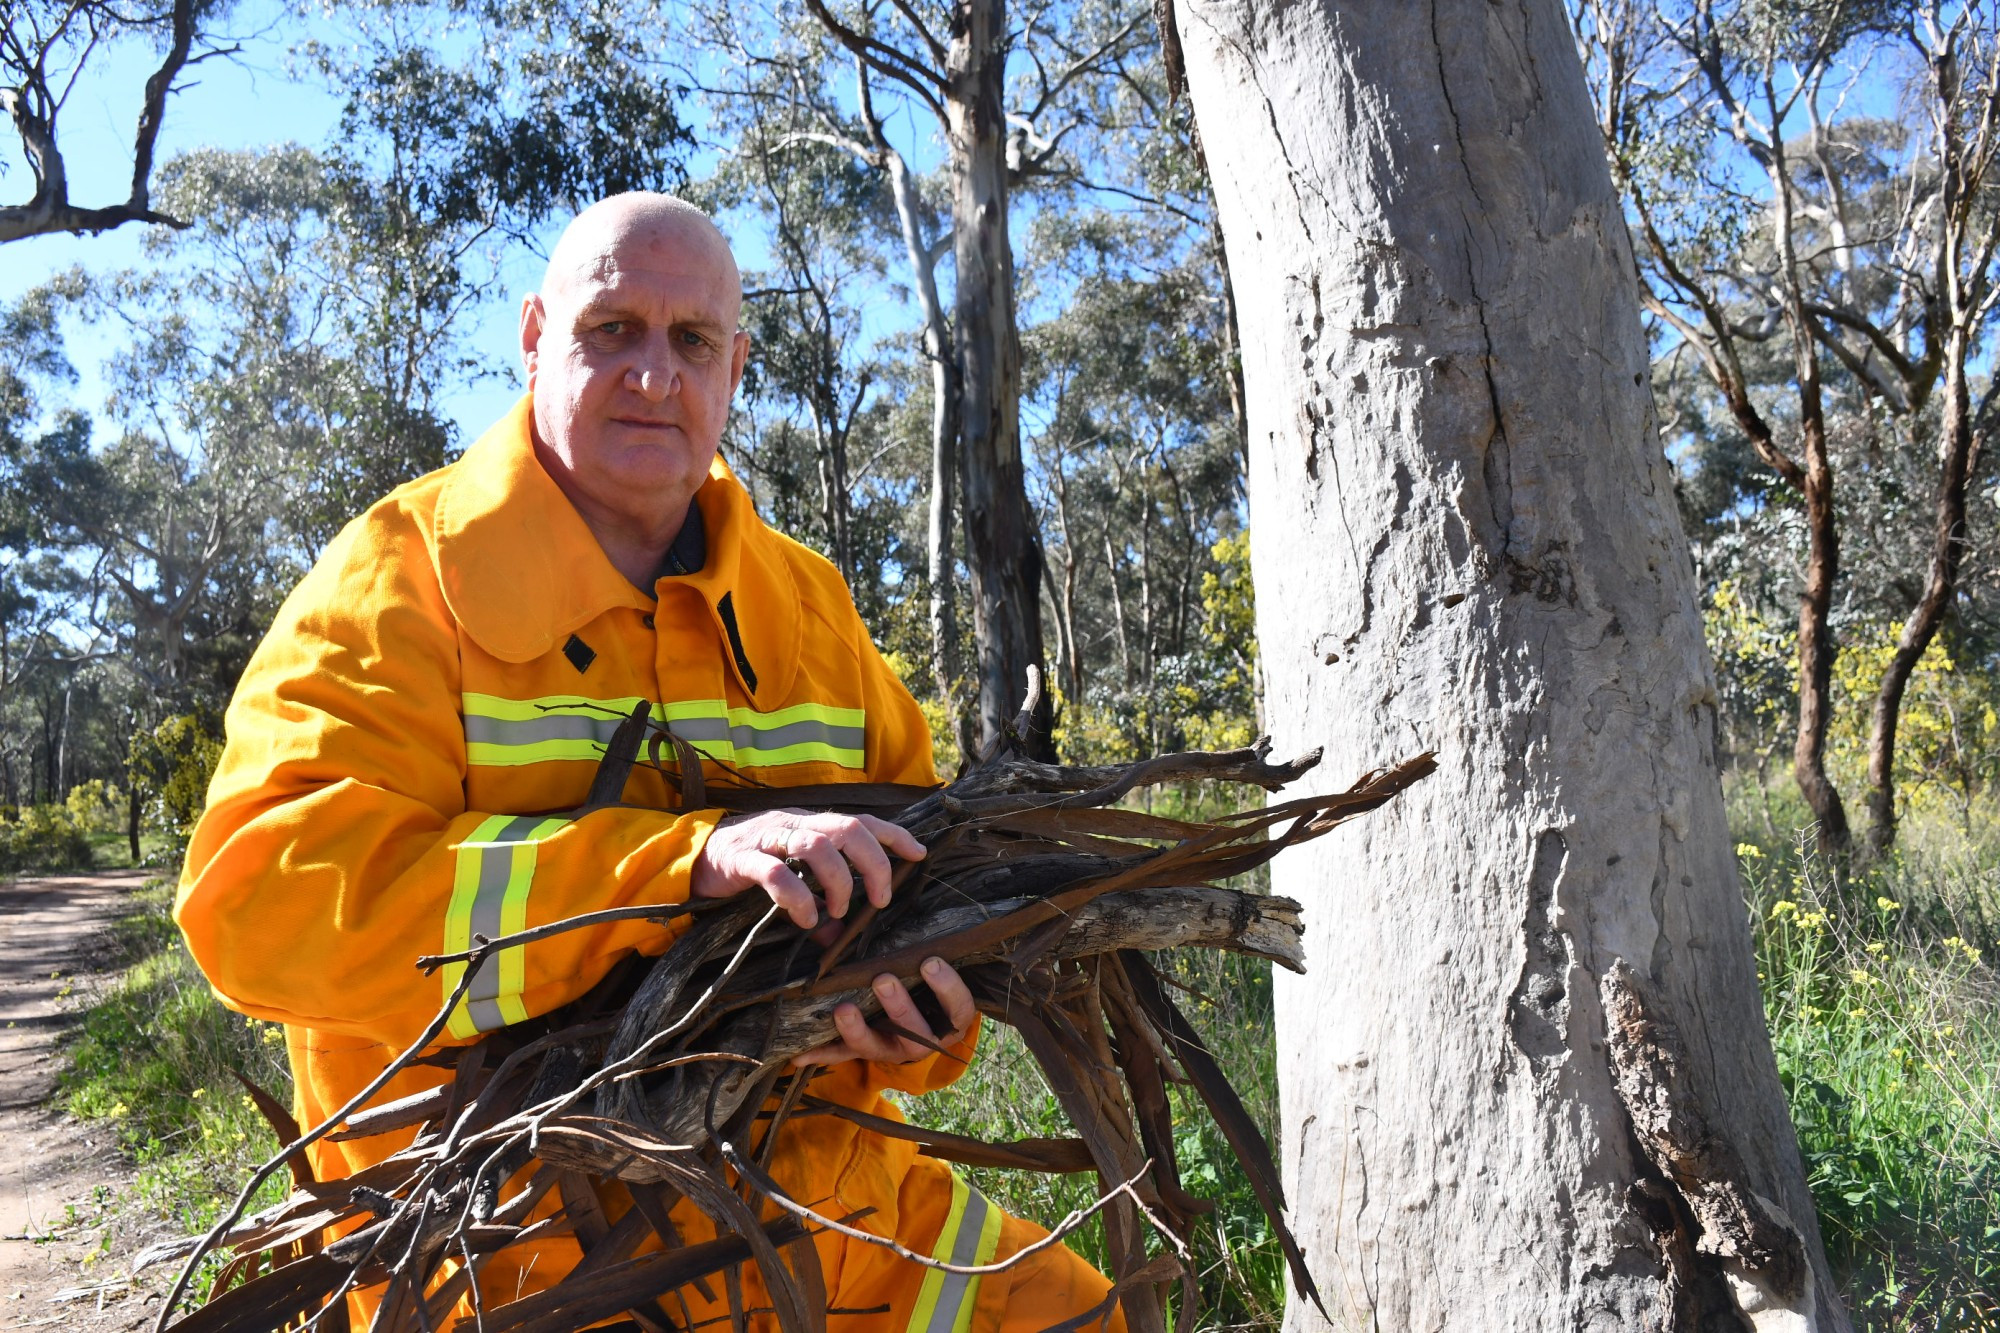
434, 395, 800, 704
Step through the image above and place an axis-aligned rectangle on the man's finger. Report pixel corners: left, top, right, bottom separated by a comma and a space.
748, 854, 818, 929
857, 814, 926, 865
834, 998, 903, 1063
789, 829, 855, 919
826, 819, 893, 909
871, 973, 933, 1056
920, 956, 976, 1040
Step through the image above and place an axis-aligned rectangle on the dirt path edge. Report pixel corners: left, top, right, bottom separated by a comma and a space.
0, 870, 165, 1331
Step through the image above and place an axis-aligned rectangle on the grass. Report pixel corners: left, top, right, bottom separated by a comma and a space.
57, 879, 294, 1289
1735, 817, 2000, 1330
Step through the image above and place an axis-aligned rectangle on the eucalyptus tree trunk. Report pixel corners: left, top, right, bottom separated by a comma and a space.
946, 0, 1053, 755
1172, 1, 1847, 1329
859, 65, 967, 728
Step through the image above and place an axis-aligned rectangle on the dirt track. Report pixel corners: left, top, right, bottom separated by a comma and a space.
0, 871, 167, 1331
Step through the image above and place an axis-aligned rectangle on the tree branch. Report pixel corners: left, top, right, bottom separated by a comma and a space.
801, 0, 946, 123
0, 0, 211, 243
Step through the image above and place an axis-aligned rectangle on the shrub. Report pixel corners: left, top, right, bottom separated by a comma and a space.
0, 802, 95, 874
64, 778, 125, 834
128, 712, 224, 856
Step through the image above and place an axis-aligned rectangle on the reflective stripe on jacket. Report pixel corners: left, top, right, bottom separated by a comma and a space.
176, 395, 970, 1320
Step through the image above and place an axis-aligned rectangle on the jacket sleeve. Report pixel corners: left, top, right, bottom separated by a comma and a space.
175, 504, 719, 1053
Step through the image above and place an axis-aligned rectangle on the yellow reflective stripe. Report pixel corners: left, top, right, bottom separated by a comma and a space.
731, 739, 866, 767
905, 1173, 1002, 1333
443, 814, 513, 1040
459, 691, 646, 721
495, 816, 567, 1026
443, 814, 571, 1036
465, 737, 613, 765
726, 701, 865, 729
461, 693, 865, 770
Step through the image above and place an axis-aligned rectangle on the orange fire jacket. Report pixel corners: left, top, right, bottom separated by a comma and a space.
176, 397, 990, 1324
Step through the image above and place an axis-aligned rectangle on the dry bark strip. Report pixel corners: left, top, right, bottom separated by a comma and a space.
150, 687, 1433, 1333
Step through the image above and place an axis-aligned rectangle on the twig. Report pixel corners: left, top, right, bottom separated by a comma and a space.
718, 1143, 1174, 1275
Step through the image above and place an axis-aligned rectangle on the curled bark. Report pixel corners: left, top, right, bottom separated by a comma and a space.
154, 728, 1431, 1333
1601, 961, 1816, 1332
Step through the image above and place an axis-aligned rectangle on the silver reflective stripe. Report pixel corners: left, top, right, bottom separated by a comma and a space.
665, 716, 732, 745
728, 716, 864, 754
461, 693, 867, 769
464, 815, 543, 1033
923, 1184, 992, 1333
463, 712, 628, 747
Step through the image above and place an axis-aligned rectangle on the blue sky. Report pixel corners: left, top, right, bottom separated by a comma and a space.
0, 2, 967, 457
1, 2, 546, 438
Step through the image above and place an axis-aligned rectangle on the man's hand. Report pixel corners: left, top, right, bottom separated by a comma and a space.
690, 810, 969, 1067
792, 956, 978, 1069
690, 808, 925, 930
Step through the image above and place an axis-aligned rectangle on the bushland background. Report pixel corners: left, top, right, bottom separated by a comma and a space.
1, 1, 1995, 1328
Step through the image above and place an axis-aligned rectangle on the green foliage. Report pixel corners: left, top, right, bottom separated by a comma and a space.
1737, 809, 2000, 1328
0, 800, 94, 874
64, 777, 124, 834
128, 712, 224, 855
1704, 580, 2000, 829
60, 881, 294, 1251
902, 942, 1285, 1331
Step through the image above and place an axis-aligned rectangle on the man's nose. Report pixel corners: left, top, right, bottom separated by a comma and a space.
627, 340, 682, 400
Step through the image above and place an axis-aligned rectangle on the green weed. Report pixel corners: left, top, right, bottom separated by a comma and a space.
1742, 825, 2000, 1330
60, 881, 294, 1270
902, 957, 1288, 1333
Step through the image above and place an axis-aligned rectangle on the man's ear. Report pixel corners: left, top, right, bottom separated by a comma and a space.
519, 294, 547, 388
728, 329, 750, 398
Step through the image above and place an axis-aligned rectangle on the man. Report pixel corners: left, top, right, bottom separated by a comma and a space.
178, 193, 1123, 1331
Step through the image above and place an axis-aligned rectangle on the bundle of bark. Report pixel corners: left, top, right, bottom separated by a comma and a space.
144, 679, 1433, 1333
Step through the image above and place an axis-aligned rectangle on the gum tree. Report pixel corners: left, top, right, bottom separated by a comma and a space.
1170, 0, 1850, 1326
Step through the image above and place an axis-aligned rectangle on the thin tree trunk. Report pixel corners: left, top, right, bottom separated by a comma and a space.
1174, 0, 1846, 1328
56, 678, 71, 798
1793, 415, 1848, 853
858, 61, 965, 723
1861, 23, 2000, 855
1866, 342, 1978, 852
845, 55, 982, 763
1769, 122, 1852, 855
1102, 531, 1132, 687
1209, 200, 1250, 475
946, 0, 1052, 757
1049, 456, 1086, 706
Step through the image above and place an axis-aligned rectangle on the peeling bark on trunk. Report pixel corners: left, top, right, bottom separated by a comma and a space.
947, 0, 1053, 757
1173, 0, 1847, 1328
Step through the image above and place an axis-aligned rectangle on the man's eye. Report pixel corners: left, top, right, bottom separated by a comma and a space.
598, 320, 627, 335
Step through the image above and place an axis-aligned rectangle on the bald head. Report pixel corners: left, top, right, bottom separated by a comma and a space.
520, 192, 753, 589
539, 192, 743, 332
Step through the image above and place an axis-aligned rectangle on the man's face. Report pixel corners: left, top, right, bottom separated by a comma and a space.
519, 214, 750, 530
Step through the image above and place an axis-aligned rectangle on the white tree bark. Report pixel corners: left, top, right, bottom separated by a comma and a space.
1171, 1, 1848, 1329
